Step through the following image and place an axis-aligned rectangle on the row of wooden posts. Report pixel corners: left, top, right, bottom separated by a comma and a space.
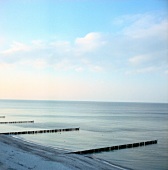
0, 120, 34, 124
0, 115, 158, 154
0, 116, 79, 135
0, 115, 34, 124
71, 140, 158, 154
0, 115, 80, 135
0, 127, 80, 135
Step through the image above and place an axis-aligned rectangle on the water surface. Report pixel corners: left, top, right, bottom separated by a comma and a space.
0, 100, 167, 170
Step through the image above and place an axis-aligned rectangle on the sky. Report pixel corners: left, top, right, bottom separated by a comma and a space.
0, 0, 168, 103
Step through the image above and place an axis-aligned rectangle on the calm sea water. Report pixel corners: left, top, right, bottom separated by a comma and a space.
0, 100, 168, 170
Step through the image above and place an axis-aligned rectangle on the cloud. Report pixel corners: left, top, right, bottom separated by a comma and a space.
75, 32, 106, 53
125, 66, 160, 75
80, 59, 103, 72
0, 62, 13, 69
165, 69, 168, 75
0, 11, 167, 76
90, 65, 103, 72
32, 59, 48, 69
0, 37, 5, 46
125, 19, 168, 39
74, 67, 83, 72
118, 12, 168, 39
50, 41, 71, 53
108, 12, 168, 75
0, 33, 105, 72
31, 40, 46, 47
165, 70, 168, 75
0, 34, 165, 74
113, 13, 147, 27
1, 41, 30, 55
129, 55, 151, 66
136, 66, 159, 73
53, 59, 75, 71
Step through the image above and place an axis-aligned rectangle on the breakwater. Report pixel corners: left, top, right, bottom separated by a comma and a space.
0, 127, 80, 135
0, 120, 34, 124
71, 140, 157, 154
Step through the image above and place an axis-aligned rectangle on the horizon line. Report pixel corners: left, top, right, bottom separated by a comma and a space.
0, 98, 167, 104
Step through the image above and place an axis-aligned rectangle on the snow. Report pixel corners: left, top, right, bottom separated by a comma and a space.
0, 138, 71, 170
0, 135, 118, 170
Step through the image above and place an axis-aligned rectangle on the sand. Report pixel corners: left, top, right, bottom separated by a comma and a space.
0, 135, 122, 170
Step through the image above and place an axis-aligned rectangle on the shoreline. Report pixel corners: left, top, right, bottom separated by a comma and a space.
0, 135, 121, 170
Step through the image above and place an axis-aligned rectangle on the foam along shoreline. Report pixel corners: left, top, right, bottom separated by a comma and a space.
0, 135, 120, 170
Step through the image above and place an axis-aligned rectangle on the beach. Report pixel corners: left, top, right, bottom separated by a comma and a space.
0, 135, 119, 170
0, 100, 167, 170
1, 0, 168, 168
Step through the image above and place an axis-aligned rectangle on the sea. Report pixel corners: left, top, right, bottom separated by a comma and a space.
0, 100, 167, 170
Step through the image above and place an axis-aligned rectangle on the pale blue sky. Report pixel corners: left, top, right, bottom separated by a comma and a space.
0, 0, 168, 102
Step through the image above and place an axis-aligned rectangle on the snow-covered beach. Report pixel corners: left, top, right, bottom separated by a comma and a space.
0, 135, 119, 170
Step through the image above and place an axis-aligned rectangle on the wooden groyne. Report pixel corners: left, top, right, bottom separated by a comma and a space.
71, 140, 157, 154
0, 116, 5, 118
0, 127, 80, 135
0, 120, 34, 124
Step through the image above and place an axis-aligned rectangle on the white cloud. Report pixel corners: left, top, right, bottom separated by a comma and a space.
126, 66, 160, 75
136, 66, 159, 73
50, 41, 71, 53
0, 15, 167, 76
121, 13, 168, 39
129, 55, 151, 66
31, 40, 46, 48
90, 65, 103, 72
0, 62, 13, 69
113, 13, 145, 26
165, 70, 168, 75
0, 37, 5, 46
108, 12, 168, 76
53, 59, 74, 71
0, 33, 107, 72
75, 67, 84, 72
1, 41, 30, 55
75, 32, 106, 53
33, 59, 48, 69
80, 58, 103, 72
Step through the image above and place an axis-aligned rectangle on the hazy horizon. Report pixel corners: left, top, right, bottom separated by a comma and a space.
0, 98, 168, 104
0, 0, 168, 103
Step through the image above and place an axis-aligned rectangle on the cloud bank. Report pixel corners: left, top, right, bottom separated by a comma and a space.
0, 12, 168, 76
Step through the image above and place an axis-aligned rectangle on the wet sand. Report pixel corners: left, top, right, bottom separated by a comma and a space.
0, 135, 120, 170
